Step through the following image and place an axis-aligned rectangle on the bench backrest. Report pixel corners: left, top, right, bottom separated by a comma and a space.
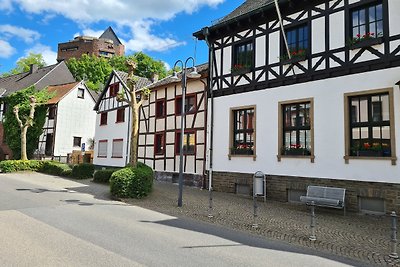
307, 186, 346, 202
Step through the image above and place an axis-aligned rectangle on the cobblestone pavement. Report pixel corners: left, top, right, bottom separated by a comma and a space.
120, 181, 400, 267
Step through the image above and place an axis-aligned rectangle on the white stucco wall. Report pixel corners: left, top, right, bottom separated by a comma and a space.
52, 82, 96, 156
211, 67, 400, 184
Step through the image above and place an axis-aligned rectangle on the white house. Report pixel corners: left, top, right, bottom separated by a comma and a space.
137, 64, 208, 187
93, 70, 151, 167
37, 81, 97, 161
194, 0, 400, 213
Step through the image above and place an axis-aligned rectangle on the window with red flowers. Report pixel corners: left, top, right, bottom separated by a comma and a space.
230, 107, 255, 156
350, 2, 383, 40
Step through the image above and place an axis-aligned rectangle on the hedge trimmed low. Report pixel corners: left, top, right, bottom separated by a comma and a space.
39, 161, 72, 176
93, 168, 119, 183
110, 162, 153, 198
71, 163, 94, 179
0, 160, 44, 173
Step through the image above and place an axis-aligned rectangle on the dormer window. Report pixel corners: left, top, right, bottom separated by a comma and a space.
232, 41, 254, 74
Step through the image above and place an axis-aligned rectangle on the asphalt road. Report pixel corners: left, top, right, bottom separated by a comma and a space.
0, 172, 364, 267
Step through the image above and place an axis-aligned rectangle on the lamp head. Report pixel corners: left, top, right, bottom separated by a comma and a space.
187, 66, 201, 79
171, 71, 180, 82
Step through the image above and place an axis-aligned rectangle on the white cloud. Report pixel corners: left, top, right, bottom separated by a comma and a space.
0, 39, 16, 58
0, 0, 13, 11
163, 61, 171, 71
0, 24, 40, 43
3, 0, 225, 52
24, 44, 57, 65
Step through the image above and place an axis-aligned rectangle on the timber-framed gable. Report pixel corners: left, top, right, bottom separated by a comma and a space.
195, 0, 400, 98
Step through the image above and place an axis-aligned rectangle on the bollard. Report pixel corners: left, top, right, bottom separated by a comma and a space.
252, 194, 258, 228
208, 189, 213, 218
309, 201, 316, 241
389, 211, 399, 259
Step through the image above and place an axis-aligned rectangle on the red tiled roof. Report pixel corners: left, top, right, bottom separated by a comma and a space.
47, 81, 80, 104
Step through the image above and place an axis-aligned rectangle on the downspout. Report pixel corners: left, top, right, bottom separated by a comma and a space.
202, 27, 214, 217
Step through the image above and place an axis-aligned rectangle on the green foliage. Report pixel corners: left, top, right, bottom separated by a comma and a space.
3, 86, 52, 159
1, 53, 46, 77
0, 160, 44, 173
93, 168, 119, 183
66, 52, 168, 92
109, 162, 153, 198
39, 161, 72, 176
71, 163, 95, 179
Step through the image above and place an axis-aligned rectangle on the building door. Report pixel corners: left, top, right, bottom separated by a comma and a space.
45, 133, 53, 156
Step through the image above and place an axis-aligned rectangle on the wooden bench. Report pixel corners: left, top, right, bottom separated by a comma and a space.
300, 185, 346, 215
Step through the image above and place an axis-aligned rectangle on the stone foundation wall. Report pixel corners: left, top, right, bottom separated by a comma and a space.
155, 171, 204, 188
210, 171, 400, 213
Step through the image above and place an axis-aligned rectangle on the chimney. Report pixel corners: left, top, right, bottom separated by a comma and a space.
29, 64, 38, 74
151, 73, 159, 83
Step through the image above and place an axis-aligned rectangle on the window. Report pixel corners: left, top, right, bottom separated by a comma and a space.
230, 107, 255, 157
100, 112, 108, 125
112, 139, 123, 158
175, 131, 195, 155
116, 108, 125, 123
348, 92, 391, 158
77, 88, 84, 99
109, 83, 119, 97
48, 106, 56, 119
232, 41, 254, 72
351, 2, 383, 39
98, 140, 108, 158
73, 137, 82, 147
156, 99, 166, 118
175, 94, 196, 115
154, 133, 165, 155
284, 24, 309, 57
281, 102, 312, 157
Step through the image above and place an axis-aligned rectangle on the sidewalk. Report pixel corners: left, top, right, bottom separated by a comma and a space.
120, 181, 400, 267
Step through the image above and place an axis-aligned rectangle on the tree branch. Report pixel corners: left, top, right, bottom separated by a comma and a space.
13, 106, 23, 129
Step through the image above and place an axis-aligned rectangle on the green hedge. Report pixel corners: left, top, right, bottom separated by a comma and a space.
93, 168, 119, 183
110, 162, 153, 198
71, 163, 95, 179
0, 160, 44, 173
39, 161, 72, 176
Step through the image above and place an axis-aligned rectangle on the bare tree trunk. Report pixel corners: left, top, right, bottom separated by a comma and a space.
130, 102, 139, 168
13, 96, 36, 160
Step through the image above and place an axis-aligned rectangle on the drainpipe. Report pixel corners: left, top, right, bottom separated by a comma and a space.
202, 27, 214, 214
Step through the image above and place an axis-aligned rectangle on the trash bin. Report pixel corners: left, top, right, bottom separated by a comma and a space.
253, 171, 265, 197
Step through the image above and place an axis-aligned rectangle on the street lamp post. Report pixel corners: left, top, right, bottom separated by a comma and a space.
172, 57, 201, 207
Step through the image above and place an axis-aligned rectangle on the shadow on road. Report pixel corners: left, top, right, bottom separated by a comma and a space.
140, 217, 368, 267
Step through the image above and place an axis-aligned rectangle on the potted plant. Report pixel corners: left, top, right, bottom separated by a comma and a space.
281, 144, 311, 156
230, 144, 254, 155
353, 142, 389, 157
280, 48, 307, 64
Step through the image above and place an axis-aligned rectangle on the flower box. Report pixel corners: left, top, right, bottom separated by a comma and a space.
231, 66, 251, 76
356, 150, 383, 157
349, 37, 383, 50
231, 148, 254, 155
282, 149, 311, 156
281, 55, 307, 65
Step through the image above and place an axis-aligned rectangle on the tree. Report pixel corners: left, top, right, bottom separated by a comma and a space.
66, 52, 168, 91
12, 53, 46, 74
3, 86, 51, 159
116, 60, 150, 167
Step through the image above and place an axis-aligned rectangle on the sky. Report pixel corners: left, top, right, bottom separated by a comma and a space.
0, 0, 244, 74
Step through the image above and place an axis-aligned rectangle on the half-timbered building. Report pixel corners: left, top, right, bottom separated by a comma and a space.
37, 81, 97, 160
93, 70, 151, 167
138, 64, 208, 187
195, 0, 400, 213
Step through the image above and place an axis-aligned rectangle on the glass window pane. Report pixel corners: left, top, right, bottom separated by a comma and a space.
359, 9, 365, 25
382, 126, 390, 139
381, 94, 390, 121
372, 127, 381, 139
352, 127, 360, 139
369, 22, 376, 35
360, 25, 366, 36
359, 97, 368, 122
284, 131, 291, 148
352, 11, 359, 26
377, 21, 383, 36
290, 131, 297, 147
369, 6, 376, 23
360, 127, 369, 139
376, 4, 382, 20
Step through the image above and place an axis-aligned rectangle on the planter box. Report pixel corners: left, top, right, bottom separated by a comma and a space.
283, 149, 311, 156
357, 150, 383, 157
349, 37, 383, 50
281, 55, 307, 65
231, 149, 254, 155
231, 68, 251, 76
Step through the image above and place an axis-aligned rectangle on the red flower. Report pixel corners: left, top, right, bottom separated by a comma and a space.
371, 32, 375, 36
356, 34, 361, 38
363, 143, 371, 149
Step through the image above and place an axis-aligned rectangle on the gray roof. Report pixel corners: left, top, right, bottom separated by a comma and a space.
0, 61, 76, 97
100, 26, 123, 46
147, 63, 208, 89
216, 0, 275, 25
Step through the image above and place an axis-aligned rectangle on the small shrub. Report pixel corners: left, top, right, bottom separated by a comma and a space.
110, 162, 153, 198
0, 160, 44, 173
93, 168, 119, 183
71, 163, 95, 179
39, 161, 72, 176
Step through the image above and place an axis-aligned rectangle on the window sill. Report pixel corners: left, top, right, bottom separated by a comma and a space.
115, 121, 125, 124
277, 154, 315, 163
111, 156, 123, 158
349, 37, 383, 50
100, 124, 108, 126
97, 156, 107, 158
343, 155, 396, 165
281, 55, 307, 65
228, 153, 256, 161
